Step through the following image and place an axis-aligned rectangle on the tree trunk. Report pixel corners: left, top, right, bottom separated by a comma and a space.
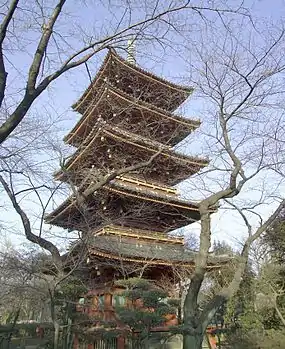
183, 333, 203, 349
54, 321, 60, 349
49, 292, 60, 349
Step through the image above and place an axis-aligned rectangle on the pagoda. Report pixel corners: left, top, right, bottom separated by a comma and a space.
45, 48, 228, 347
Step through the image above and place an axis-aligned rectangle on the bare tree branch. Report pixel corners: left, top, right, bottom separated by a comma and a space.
0, 1, 248, 145
0, 173, 61, 263
27, 0, 66, 91
0, 0, 19, 108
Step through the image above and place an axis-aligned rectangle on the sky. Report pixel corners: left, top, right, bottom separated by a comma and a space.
1, 0, 285, 252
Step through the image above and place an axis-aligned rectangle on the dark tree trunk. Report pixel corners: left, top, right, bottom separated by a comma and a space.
183, 333, 204, 349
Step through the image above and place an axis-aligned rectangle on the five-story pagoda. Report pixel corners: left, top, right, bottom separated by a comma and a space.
45, 48, 227, 329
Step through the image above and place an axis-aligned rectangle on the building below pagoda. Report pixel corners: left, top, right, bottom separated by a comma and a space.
45, 48, 229, 349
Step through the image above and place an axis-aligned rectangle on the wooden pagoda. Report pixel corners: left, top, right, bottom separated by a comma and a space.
45, 48, 228, 347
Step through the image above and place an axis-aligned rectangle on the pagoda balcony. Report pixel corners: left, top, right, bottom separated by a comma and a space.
94, 225, 185, 244
65, 226, 230, 287
66, 226, 230, 280
72, 49, 193, 114
65, 85, 200, 147
86, 232, 229, 269
55, 122, 208, 187
88, 225, 229, 268
45, 178, 215, 233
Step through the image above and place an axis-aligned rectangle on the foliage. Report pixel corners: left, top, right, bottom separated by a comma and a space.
55, 276, 87, 304
225, 216, 285, 349
256, 263, 285, 329
227, 329, 285, 349
227, 267, 256, 323
101, 278, 178, 348
116, 278, 176, 327
212, 241, 235, 256
115, 278, 151, 291
264, 212, 285, 264
259, 215, 285, 327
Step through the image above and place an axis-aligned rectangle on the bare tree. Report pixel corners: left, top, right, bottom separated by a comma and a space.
3, 3, 285, 349
0, 0, 247, 144
0, 0, 249, 257
178, 19, 285, 348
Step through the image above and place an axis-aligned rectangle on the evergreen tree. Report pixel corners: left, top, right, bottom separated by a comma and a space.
88, 278, 178, 349
114, 278, 178, 349
264, 211, 285, 265
261, 213, 285, 327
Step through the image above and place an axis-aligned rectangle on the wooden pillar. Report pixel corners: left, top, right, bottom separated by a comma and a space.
105, 293, 111, 308
104, 293, 112, 321
117, 336, 125, 349
73, 334, 79, 349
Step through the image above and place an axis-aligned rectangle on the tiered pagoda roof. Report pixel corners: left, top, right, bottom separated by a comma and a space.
56, 121, 208, 186
72, 49, 193, 114
65, 85, 200, 147
46, 48, 221, 270
87, 226, 229, 269
45, 176, 212, 232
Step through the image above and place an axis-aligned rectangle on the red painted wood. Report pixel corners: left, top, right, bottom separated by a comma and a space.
117, 336, 125, 349
73, 335, 79, 349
